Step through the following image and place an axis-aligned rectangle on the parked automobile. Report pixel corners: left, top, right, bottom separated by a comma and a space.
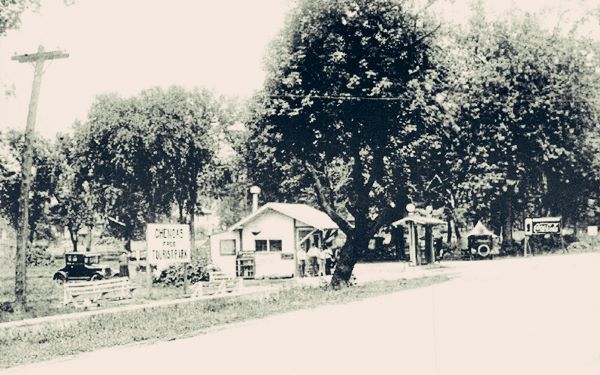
53, 252, 115, 282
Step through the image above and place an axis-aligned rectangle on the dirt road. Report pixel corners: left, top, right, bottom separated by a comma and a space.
4, 252, 599, 375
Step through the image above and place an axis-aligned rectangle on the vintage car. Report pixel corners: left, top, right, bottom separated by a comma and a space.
53, 252, 115, 282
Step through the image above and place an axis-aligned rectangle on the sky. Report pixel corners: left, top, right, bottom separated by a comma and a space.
0, 0, 597, 139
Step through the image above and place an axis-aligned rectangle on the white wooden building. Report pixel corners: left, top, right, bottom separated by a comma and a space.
210, 203, 339, 278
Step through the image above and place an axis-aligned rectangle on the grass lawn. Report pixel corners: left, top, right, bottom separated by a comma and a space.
0, 274, 449, 369
0, 262, 186, 323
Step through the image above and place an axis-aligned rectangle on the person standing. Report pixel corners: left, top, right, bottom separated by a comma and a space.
118, 250, 130, 278
318, 248, 333, 276
307, 244, 320, 276
297, 248, 307, 277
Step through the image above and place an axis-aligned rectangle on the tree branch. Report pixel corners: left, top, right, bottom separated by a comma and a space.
369, 204, 403, 237
305, 161, 354, 235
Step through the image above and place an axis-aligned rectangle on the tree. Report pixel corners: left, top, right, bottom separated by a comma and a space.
250, 0, 446, 287
75, 94, 153, 247
0, 0, 39, 36
77, 87, 222, 249
48, 132, 95, 251
0, 0, 77, 36
442, 13, 600, 245
136, 86, 221, 250
0, 129, 54, 242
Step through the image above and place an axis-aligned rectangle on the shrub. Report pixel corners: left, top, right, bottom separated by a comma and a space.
439, 243, 464, 260
566, 241, 593, 253
0, 301, 14, 314
154, 255, 217, 287
528, 234, 575, 254
26, 244, 54, 266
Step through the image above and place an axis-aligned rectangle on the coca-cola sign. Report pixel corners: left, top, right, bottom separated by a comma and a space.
533, 222, 560, 234
525, 217, 562, 235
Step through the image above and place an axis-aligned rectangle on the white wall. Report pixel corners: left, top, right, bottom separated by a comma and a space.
210, 231, 240, 277
209, 209, 314, 278
242, 210, 296, 278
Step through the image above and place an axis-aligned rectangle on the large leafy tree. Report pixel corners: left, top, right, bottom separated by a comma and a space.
136, 86, 221, 249
76, 94, 153, 246
76, 87, 221, 249
48, 131, 95, 251
250, 0, 447, 287
441, 14, 600, 244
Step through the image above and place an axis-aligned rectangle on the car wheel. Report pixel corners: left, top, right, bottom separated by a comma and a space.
53, 272, 67, 284
90, 274, 103, 281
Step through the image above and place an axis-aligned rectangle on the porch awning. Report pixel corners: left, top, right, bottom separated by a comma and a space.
392, 215, 447, 227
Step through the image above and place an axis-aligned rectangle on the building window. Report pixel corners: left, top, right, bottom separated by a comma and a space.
269, 240, 282, 251
255, 240, 268, 252
255, 240, 282, 252
220, 239, 236, 255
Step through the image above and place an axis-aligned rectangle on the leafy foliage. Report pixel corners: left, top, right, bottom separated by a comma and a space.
154, 254, 214, 287
47, 131, 96, 251
432, 13, 600, 238
249, 0, 446, 286
0, 130, 55, 241
75, 87, 223, 242
26, 243, 53, 266
0, 0, 39, 36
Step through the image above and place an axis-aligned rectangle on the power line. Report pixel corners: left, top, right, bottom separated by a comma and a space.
269, 93, 407, 101
268, 92, 599, 105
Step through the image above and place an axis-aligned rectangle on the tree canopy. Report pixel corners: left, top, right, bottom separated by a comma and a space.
0, 130, 54, 241
249, 0, 448, 286
75, 86, 223, 246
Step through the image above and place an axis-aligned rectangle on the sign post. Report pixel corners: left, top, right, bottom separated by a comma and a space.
588, 226, 598, 249
146, 224, 191, 296
524, 217, 563, 256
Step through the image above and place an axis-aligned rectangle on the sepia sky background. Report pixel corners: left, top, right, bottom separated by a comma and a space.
0, 0, 598, 139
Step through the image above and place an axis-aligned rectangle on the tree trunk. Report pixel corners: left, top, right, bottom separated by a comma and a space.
446, 220, 452, 244
68, 227, 78, 252
188, 191, 197, 254
85, 224, 93, 252
178, 200, 185, 224
502, 194, 514, 253
454, 221, 462, 241
330, 233, 369, 288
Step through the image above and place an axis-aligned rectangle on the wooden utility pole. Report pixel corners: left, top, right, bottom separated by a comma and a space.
11, 46, 68, 309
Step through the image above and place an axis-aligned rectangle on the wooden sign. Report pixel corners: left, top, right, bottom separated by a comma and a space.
146, 224, 191, 264
524, 217, 561, 236
281, 253, 294, 260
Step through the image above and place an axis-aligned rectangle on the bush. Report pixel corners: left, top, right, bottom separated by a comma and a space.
154, 255, 217, 287
361, 245, 400, 262
566, 241, 593, 253
0, 301, 14, 314
26, 244, 54, 266
527, 234, 575, 254
439, 243, 463, 260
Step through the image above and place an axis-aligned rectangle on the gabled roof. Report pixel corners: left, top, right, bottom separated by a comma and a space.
466, 221, 496, 237
229, 202, 338, 232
